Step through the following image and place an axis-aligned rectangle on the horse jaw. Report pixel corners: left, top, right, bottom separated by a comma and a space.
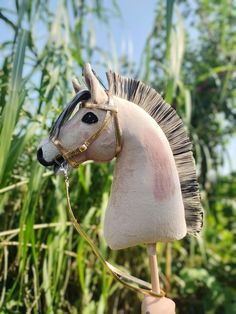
104, 97, 187, 250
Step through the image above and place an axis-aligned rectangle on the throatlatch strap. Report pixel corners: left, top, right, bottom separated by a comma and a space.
64, 172, 165, 298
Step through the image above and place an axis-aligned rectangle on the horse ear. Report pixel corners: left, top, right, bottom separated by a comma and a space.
83, 63, 108, 104
72, 77, 82, 93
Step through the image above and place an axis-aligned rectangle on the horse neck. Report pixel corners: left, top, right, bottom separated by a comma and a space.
112, 98, 179, 201
104, 98, 186, 250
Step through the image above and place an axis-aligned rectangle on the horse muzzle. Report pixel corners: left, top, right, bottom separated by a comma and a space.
37, 147, 66, 174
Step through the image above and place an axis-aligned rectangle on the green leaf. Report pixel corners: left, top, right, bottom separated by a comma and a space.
0, 30, 28, 182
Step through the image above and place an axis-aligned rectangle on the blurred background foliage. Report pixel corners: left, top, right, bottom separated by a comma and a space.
0, 0, 235, 313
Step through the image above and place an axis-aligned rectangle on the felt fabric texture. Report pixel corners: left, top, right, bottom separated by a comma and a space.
104, 97, 186, 250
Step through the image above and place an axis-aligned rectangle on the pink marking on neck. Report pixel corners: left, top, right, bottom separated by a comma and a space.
143, 128, 176, 201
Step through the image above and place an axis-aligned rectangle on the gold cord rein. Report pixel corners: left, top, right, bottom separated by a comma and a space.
62, 166, 165, 298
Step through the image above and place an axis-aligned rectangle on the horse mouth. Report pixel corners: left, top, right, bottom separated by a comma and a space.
37, 148, 69, 175
53, 155, 68, 175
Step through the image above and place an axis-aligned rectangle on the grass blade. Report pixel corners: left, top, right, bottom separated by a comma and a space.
0, 30, 28, 182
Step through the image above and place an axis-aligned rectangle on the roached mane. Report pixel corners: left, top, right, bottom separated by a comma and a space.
106, 70, 203, 236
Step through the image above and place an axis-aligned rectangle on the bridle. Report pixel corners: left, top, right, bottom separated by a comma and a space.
50, 90, 122, 167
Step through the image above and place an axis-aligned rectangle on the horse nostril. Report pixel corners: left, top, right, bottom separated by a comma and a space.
37, 147, 43, 163
37, 147, 54, 167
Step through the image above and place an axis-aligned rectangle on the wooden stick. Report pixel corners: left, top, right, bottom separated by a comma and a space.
142, 244, 176, 313
141, 243, 162, 314
147, 243, 160, 294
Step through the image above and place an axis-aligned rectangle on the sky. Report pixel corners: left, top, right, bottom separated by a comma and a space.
99, 0, 156, 64
86, 0, 157, 81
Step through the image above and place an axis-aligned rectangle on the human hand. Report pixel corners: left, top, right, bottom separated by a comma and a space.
141, 296, 176, 314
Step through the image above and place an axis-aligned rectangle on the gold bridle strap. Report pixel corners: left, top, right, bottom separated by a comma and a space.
63, 172, 165, 298
52, 98, 122, 167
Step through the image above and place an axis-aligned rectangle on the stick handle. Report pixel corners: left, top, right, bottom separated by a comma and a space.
142, 296, 176, 314
141, 244, 176, 314
147, 243, 160, 294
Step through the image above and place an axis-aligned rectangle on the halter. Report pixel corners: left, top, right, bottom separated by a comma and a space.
50, 91, 122, 167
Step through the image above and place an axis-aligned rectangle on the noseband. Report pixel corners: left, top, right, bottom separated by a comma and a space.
50, 92, 122, 167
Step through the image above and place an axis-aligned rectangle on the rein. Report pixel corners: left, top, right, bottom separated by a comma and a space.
62, 164, 165, 298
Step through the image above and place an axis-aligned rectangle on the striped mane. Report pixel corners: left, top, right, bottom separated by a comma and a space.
106, 71, 203, 236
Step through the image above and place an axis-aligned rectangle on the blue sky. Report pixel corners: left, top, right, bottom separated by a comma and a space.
86, 0, 157, 80
99, 0, 156, 64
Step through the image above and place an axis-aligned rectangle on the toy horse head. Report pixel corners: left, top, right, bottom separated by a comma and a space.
37, 64, 120, 171
37, 63, 203, 250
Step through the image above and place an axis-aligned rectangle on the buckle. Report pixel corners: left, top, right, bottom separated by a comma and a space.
79, 144, 88, 152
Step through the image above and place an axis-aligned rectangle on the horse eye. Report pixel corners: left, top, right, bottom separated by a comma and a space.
82, 112, 98, 124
